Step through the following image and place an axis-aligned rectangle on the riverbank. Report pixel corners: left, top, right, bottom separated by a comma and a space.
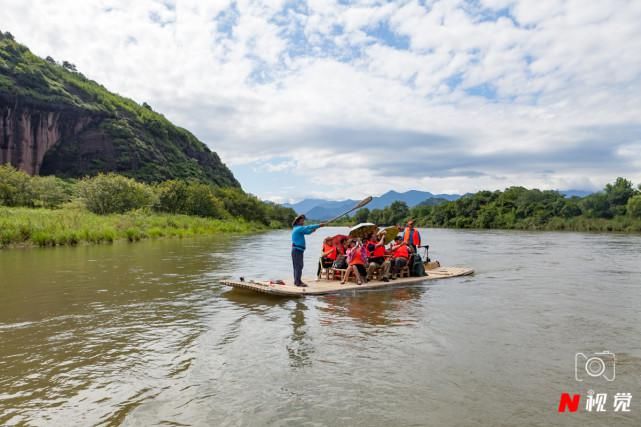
419, 216, 641, 233
0, 206, 270, 248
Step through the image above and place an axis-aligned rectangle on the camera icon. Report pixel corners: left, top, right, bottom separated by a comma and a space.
575, 351, 616, 382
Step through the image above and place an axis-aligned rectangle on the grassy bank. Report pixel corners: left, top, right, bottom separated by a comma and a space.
0, 206, 268, 248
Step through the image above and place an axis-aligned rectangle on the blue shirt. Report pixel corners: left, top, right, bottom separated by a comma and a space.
291, 224, 320, 251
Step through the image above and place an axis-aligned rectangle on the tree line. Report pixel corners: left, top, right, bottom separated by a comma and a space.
350, 178, 641, 232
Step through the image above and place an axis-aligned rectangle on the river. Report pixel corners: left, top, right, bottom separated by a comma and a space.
1, 227, 640, 426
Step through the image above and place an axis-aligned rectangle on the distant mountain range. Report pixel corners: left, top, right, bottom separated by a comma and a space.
285, 188, 595, 220
284, 190, 461, 220
560, 190, 593, 198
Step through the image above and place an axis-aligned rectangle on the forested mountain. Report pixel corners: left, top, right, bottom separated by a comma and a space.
0, 31, 238, 186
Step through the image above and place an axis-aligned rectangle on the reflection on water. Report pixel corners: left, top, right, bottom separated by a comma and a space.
320, 287, 427, 327
1, 228, 640, 426
288, 301, 312, 368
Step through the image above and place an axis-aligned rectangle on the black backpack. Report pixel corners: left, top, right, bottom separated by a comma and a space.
411, 253, 426, 277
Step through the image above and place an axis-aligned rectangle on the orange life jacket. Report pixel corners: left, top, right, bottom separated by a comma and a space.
349, 247, 365, 265
368, 240, 385, 258
393, 244, 409, 259
323, 243, 337, 260
403, 227, 421, 246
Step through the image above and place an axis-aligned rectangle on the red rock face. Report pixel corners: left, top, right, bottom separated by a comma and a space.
0, 104, 92, 175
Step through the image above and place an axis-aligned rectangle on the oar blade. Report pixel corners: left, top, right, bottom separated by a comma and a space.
355, 196, 373, 209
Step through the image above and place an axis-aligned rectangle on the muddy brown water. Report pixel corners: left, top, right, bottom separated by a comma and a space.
1, 227, 640, 426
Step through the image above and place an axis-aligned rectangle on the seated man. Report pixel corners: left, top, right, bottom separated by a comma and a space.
366, 231, 387, 280
388, 236, 410, 280
317, 237, 337, 278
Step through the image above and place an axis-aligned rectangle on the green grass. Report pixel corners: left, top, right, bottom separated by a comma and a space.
0, 206, 268, 248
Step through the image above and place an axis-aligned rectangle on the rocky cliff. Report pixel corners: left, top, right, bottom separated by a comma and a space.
0, 31, 239, 187
0, 97, 96, 175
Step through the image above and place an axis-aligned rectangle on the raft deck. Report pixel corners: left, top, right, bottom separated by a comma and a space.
220, 266, 474, 297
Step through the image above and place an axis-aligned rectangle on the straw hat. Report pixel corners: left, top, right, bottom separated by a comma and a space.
292, 214, 306, 227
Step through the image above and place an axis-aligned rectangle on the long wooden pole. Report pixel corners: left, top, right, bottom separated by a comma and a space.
324, 196, 373, 224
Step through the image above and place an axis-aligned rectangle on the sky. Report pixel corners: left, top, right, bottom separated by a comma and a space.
2, 0, 641, 203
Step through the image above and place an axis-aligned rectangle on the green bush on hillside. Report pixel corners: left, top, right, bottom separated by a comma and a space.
156, 180, 226, 218
77, 173, 155, 214
31, 175, 73, 208
155, 180, 190, 214
0, 164, 34, 206
214, 187, 269, 225
184, 183, 226, 218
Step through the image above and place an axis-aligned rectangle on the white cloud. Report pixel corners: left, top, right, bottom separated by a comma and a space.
1, 0, 641, 200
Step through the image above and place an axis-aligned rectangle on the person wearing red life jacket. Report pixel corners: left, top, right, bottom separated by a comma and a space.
317, 237, 338, 278
366, 231, 387, 281
388, 235, 410, 280
341, 239, 368, 285
402, 219, 421, 253
333, 236, 348, 269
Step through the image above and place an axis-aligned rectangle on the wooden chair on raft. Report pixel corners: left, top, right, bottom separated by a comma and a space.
398, 254, 414, 278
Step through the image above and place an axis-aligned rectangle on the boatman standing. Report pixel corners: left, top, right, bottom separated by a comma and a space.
402, 219, 421, 253
291, 214, 326, 287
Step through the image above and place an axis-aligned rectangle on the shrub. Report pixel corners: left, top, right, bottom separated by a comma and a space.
0, 164, 34, 206
184, 183, 226, 218
155, 180, 227, 218
31, 175, 72, 208
77, 173, 155, 214
214, 187, 268, 224
627, 195, 641, 219
155, 180, 190, 213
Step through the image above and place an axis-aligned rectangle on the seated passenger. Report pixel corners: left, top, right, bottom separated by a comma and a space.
333, 237, 348, 269
388, 236, 410, 280
317, 237, 337, 278
341, 239, 368, 285
366, 232, 387, 280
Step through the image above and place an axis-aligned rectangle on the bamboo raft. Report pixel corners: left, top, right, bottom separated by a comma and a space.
220, 266, 474, 297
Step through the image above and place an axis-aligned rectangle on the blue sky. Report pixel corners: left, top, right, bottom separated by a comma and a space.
2, 0, 641, 202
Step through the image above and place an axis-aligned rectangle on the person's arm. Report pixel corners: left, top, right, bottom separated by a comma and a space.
302, 223, 324, 234
391, 242, 405, 251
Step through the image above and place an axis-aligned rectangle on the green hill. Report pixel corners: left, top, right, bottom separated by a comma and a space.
0, 30, 239, 187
